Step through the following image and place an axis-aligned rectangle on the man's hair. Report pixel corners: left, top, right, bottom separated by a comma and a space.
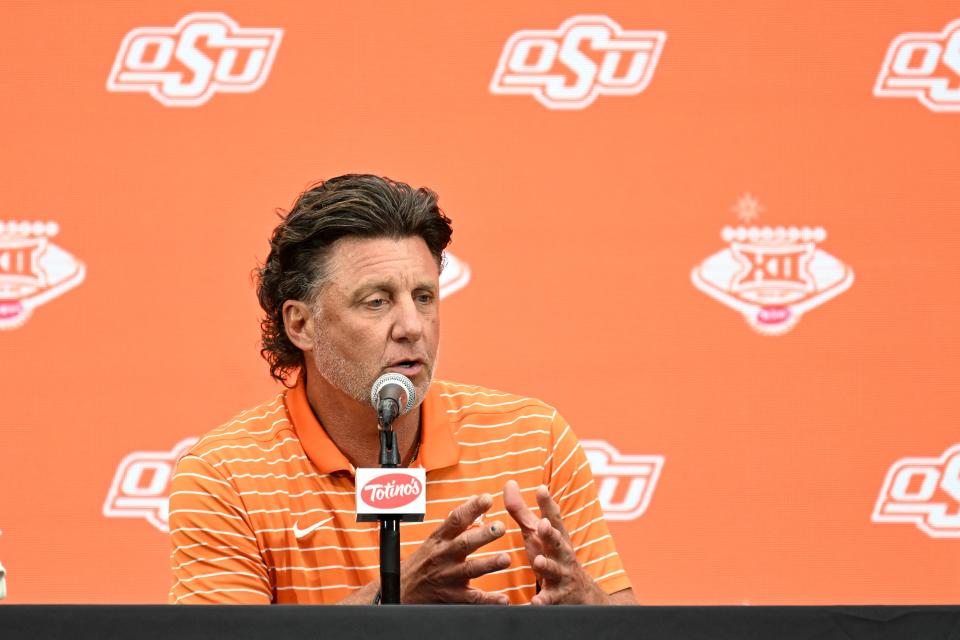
256, 174, 453, 385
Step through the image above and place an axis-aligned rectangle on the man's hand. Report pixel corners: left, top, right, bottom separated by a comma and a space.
503, 480, 608, 605
399, 493, 511, 604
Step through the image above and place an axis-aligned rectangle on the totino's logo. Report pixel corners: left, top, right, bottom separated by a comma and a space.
691, 194, 854, 335
875, 19, 960, 112
0, 220, 85, 330
103, 438, 198, 531
490, 15, 666, 110
873, 444, 960, 538
582, 440, 664, 521
360, 474, 423, 510
106, 12, 283, 107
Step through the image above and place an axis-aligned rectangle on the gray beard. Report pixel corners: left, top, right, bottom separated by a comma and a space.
311, 337, 434, 410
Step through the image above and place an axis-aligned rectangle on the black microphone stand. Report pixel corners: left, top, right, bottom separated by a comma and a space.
377, 399, 401, 604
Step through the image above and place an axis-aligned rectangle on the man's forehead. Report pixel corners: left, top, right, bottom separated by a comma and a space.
323, 236, 439, 287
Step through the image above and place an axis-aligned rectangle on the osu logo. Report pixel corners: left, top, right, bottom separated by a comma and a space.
439, 252, 470, 299
582, 440, 664, 521
875, 19, 960, 112
691, 194, 854, 335
106, 12, 283, 107
490, 15, 666, 110
0, 220, 85, 330
873, 444, 960, 538
103, 438, 198, 531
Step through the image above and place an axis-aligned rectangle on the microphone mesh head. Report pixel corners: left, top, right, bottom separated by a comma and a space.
370, 373, 417, 415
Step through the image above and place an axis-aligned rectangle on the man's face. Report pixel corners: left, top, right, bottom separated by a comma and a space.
308, 235, 440, 408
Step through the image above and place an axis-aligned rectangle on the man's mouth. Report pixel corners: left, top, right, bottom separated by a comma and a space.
386, 359, 425, 374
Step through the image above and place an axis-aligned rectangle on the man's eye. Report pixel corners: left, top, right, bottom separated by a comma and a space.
366, 298, 388, 308
416, 293, 435, 304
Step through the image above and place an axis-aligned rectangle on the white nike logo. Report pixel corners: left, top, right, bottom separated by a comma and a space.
293, 516, 334, 539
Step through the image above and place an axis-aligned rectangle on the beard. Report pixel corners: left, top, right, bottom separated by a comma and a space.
310, 335, 373, 405
310, 327, 435, 410
408, 370, 434, 412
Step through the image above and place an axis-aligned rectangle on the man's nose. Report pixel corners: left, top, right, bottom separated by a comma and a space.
390, 296, 424, 342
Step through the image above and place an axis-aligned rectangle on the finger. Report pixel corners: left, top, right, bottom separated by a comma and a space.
435, 494, 493, 540
531, 589, 558, 606
537, 518, 575, 563
450, 520, 507, 559
464, 588, 510, 605
503, 481, 545, 563
532, 553, 564, 582
459, 553, 511, 580
535, 485, 568, 539
503, 480, 540, 534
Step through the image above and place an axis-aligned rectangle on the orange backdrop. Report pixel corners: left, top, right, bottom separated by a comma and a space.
1, 0, 958, 604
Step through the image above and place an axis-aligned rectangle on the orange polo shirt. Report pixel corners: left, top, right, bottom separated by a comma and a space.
168, 378, 631, 604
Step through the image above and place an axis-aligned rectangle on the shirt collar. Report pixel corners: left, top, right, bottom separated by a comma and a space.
286, 375, 460, 475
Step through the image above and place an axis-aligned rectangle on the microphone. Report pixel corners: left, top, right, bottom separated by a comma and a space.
370, 373, 416, 430
360, 373, 426, 605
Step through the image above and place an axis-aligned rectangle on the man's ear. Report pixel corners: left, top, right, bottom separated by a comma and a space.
282, 300, 315, 351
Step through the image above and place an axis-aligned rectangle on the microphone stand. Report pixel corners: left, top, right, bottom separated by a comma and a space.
377, 401, 401, 604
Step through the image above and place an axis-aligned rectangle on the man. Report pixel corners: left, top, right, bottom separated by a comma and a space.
169, 175, 635, 605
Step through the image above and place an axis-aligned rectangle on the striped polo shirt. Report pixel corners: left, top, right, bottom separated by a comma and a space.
168, 378, 631, 604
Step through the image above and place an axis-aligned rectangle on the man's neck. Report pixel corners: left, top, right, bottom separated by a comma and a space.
302, 370, 421, 469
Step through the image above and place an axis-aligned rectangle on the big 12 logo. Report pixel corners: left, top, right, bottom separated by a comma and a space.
107, 12, 283, 107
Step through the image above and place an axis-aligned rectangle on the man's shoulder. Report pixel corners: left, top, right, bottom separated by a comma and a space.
184, 390, 295, 462
432, 380, 557, 420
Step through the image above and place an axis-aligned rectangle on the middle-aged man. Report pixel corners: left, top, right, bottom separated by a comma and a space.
169, 175, 636, 605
